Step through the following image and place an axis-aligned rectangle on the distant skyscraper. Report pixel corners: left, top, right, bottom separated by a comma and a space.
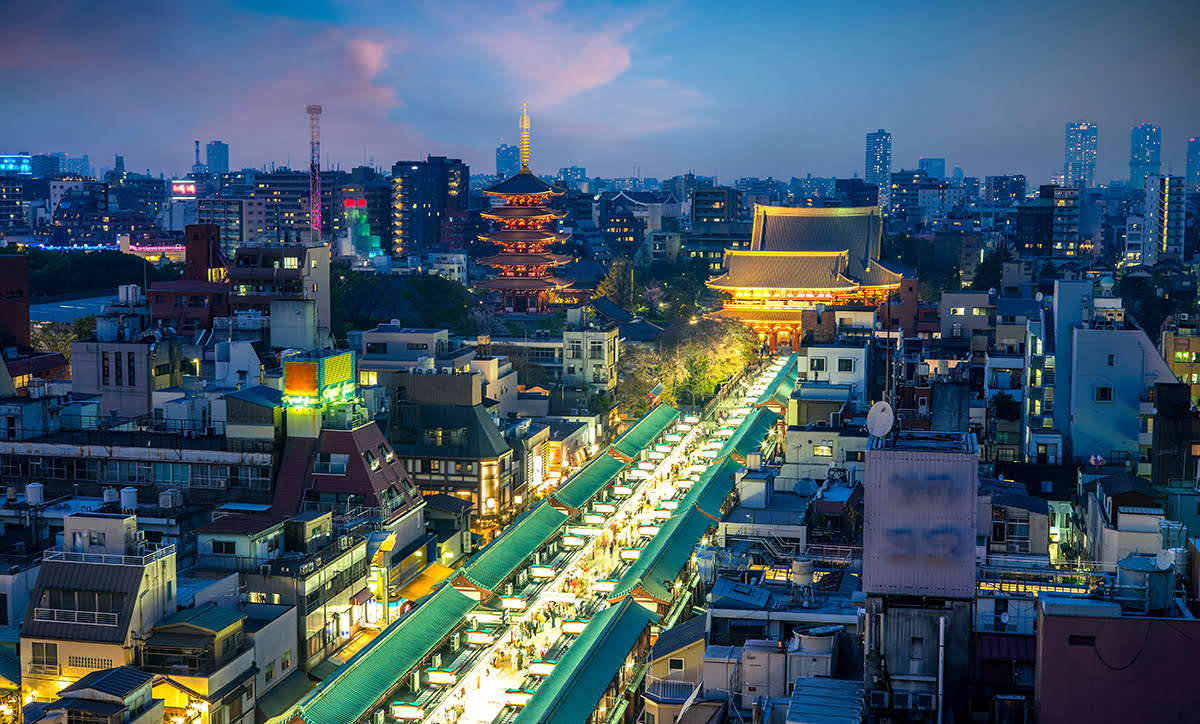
1186, 137, 1200, 193
918, 157, 945, 180
391, 155, 468, 257
206, 141, 229, 177
1064, 120, 1098, 189
1129, 123, 1162, 189
1142, 175, 1186, 266
496, 143, 520, 179
864, 129, 891, 207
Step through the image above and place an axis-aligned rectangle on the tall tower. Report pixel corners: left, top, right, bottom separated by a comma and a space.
1064, 120, 1098, 189
307, 104, 323, 244
865, 129, 892, 207
1186, 137, 1200, 193
1129, 123, 1161, 190
519, 102, 532, 171
190, 139, 205, 175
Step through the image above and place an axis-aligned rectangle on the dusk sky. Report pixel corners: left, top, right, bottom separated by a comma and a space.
2, 0, 1197, 183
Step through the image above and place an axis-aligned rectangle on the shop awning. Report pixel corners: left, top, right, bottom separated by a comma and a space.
350, 588, 373, 606
395, 562, 454, 601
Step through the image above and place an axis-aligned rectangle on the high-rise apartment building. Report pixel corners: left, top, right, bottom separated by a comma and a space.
1049, 185, 1080, 256
496, 143, 520, 179
1064, 120, 1098, 189
984, 175, 1027, 206
918, 157, 946, 180
691, 187, 740, 224
253, 169, 311, 241
864, 129, 891, 206
1186, 137, 1200, 193
1129, 123, 1162, 189
888, 169, 928, 223
390, 156, 468, 257
197, 196, 268, 253
1142, 175, 1186, 266
206, 140, 229, 176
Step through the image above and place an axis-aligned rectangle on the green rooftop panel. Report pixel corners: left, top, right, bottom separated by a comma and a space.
552, 453, 627, 511
611, 404, 680, 459
458, 502, 568, 592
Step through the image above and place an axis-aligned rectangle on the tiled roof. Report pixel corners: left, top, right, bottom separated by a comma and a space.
155, 603, 246, 633
390, 404, 511, 460
709, 252, 857, 291
457, 502, 568, 592
476, 276, 572, 291
61, 666, 152, 698
650, 615, 706, 661
610, 404, 680, 459
552, 454, 627, 511
296, 585, 477, 724
484, 171, 564, 197
751, 205, 883, 266
421, 493, 475, 515
0, 648, 19, 687
512, 598, 657, 724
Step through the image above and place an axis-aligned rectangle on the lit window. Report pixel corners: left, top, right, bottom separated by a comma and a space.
1094, 386, 1113, 402
809, 357, 826, 372
283, 257, 299, 269
813, 445, 833, 457
950, 307, 965, 315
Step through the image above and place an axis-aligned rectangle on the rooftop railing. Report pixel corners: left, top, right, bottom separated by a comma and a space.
44, 542, 174, 567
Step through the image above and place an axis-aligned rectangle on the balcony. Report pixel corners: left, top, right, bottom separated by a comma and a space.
643, 676, 699, 704
33, 608, 119, 626
44, 542, 174, 567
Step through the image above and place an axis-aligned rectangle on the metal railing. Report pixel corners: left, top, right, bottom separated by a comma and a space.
44, 543, 174, 567
33, 608, 119, 626
643, 676, 700, 703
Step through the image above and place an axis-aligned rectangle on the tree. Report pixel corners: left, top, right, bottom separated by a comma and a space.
596, 257, 637, 309
971, 247, 1012, 291
989, 391, 1021, 421
30, 315, 95, 361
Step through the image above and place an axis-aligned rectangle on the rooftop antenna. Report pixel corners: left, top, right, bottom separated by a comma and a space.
307, 104, 323, 244
866, 400, 895, 439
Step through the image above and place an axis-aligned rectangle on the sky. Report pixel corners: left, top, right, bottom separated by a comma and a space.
1, 0, 1198, 184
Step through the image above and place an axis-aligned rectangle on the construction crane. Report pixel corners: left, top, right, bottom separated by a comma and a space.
307, 104, 322, 244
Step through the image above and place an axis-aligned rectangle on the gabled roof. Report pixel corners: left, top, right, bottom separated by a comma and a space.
224, 384, 282, 409
1097, 472, 1155, 500
61, 666, 152, 699
552, 453, 627, 511
650, 615, 706, 660
512, 598, 657, 724
421, 493, 475, 515
709, 251, 857, 291
155, 603, 245, 634
295, 585, 477, 724
390, 404, 511, 460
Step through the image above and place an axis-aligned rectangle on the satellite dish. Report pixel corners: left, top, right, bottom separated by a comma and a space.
1155, 549, 1174, 571
866, 401, 895, 438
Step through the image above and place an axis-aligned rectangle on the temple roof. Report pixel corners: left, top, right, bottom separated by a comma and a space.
477, 252, 572, 267
477, 276, 572, 291
481, 206, 567, 221
709, 251, 861, 291
478, 229, 571, 244
750, 205, 883, 277
484, 170, 564, 197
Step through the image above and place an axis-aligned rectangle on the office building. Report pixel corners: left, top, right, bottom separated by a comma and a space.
197, 196, 268, 253
984, 174, 1027, 206
227, 241, 331, 340
556, 166, 587, 191
30, 153, 61, 179
496, 143, 519, 179
253, 169, 310, 241
864, 129, 891, 206
1142, 175, 1186, 266
206, 140, 229, 177
888, 168, 927, 223
691, 186, 740, 224
390, 156, 468, 257
0, 177, 20, 228
1187, 137, 1200, 193
0, 154, 31, 177
918, 157, 945, 180
1129, 123, 1162, 189
1064, 120, 1098, 189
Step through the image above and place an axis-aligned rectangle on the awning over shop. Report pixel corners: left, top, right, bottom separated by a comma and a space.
350, 588, 373, 606
396, 562, 455, 601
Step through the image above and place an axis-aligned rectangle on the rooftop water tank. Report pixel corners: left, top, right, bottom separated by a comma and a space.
120, 487, 138, 512
25, 482, 44, 506
102, 487, 120, 504
792, 558, 814, 587
1116, 553, 1172, 613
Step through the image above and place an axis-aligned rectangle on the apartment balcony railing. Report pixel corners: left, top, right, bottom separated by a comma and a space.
643, 676, 700, 704
44, 543, 174, 567
27, 662, 61, 675
33, 608, 119, 626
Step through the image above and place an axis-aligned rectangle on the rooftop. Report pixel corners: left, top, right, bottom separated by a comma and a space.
869, 429, 978, 454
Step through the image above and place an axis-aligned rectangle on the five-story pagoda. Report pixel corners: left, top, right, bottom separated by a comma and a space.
477, 104, 572, 313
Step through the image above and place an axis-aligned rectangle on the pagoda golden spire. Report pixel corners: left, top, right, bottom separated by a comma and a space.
519, 102, 531, 172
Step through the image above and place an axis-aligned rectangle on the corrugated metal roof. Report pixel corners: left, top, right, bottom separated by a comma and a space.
296, 585, 477, 724
552, 454, 627, 511
156, 603, 246, 634
755, 355, 798, 406
61, 666, 152, 698
650, 615, 706, 661
610, 404, 680, 459
512, 598, 656, 724
22, 562, 145, 644
457, 502, 567, 592
0, 649, 19, 687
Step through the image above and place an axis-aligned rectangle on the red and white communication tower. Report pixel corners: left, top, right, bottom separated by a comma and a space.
307, 104, 322, 244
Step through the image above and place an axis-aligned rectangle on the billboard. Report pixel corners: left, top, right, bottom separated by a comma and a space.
863, 446, 978, 598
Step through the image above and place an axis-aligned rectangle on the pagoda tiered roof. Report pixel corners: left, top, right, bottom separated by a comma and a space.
483, 169, 564, 197
477, 229, 571, 244
480, 206, 567, 221
477, 252, 572, 267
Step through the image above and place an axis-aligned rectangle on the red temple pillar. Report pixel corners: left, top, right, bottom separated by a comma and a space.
791, 327, 800, 353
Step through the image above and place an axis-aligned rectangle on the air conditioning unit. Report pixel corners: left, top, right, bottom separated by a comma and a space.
915, 693, 937, 711
867, 690, 890, 709
339, 536, 351, 550
892, 692, 913, 710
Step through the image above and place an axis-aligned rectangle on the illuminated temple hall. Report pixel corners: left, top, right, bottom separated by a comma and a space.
477, 105, 573, 313
708, 205, 905, 351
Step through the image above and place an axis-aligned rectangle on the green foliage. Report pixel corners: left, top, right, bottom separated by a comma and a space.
880, 233, 960, 302
618, 318, 757, 418
330, 262, 472, 340
595, 257, 637, 308
24, 248, 182, 298
30, 315, 95, 361
1114, 269, 1199, 335
971, 247, 1012, 291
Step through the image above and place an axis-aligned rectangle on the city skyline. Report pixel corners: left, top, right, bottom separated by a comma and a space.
1, 0, 1198, 182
